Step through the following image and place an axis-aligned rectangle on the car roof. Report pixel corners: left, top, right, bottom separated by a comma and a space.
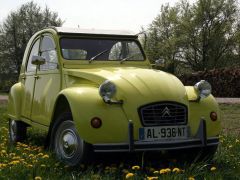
49, 27, 138, 38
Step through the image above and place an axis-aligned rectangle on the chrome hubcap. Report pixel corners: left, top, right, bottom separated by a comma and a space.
60, 129, 78, 158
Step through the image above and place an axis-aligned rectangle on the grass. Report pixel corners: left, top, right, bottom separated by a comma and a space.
0, 103, 240, 179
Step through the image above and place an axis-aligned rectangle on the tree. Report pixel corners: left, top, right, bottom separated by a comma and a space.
145, 4, 180, 73
0, 1, 63, 76
145, 0, 239, 74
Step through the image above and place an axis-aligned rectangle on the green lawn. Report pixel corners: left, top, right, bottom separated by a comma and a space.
0, 104, 240, 179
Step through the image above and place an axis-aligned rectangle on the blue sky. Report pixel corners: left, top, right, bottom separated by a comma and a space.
0, 0, 185, 33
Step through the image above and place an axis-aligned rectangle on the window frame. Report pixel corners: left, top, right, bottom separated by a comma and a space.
59, 37, 147, 61
26, 38, 41, 72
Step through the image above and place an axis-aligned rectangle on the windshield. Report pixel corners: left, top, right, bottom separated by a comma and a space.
60, 38, 145, 61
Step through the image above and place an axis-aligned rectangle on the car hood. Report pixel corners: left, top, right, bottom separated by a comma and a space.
64, 67, 188, 105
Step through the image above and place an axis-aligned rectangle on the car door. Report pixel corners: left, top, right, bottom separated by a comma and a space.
21, 38, 40, 119
31, 34, 60, 126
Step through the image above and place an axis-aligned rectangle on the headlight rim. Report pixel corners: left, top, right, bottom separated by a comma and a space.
194, 80, 212, 99
99, 80, 117, 99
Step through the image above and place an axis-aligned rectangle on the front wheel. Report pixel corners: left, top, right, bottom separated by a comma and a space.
53, 117, 90, 166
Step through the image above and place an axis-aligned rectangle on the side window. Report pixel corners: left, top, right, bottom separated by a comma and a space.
40, 36, 58, 71
27, 39, 40, 72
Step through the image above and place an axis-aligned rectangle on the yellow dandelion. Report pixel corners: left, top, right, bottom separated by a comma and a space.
132, 165, 140, 170
9, 160, 20, 165
38, 153, 44, 156
165, 168, 171, 173
172, 167, 181, 173
153, 170, 159, 174
42, 154, 49, 159
210, 166, 217, 171
160, 169, 167, 174
12, 156, 21, 160
126, 173, 134, 179
0, 163, 7, 168
29, 154, 34, 158
147, 177, 158, 180
34, 176, 42, 180
1, 150, 6, 154
188, 176, 195, 180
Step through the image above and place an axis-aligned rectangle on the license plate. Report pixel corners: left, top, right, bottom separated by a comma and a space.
139, 126, 188, 141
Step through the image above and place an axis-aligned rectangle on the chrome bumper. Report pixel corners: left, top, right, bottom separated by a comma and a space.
93, 119, 219, 152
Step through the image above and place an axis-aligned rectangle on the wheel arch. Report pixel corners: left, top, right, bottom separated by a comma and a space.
45, 94, 72, 148
8, 82, 23, 120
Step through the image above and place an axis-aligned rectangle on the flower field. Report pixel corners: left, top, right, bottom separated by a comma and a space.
0, 104, 240, 179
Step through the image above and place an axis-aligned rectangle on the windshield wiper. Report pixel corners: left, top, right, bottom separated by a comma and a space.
89, 49, 109, 63
120, 53, 142, 64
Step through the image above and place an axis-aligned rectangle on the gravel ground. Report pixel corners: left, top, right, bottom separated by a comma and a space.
0, 95, 239, 104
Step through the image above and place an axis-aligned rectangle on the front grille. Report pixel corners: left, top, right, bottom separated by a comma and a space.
138, 102, 188, 126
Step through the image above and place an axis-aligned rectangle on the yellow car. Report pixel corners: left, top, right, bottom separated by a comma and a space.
8, 27, 221, 166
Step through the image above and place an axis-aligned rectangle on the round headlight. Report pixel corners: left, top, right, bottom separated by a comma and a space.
194, 80, 212, 99
99, 80, 116, 98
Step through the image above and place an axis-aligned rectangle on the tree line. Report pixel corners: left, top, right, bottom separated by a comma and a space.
0, 0, 240, 91
143, 0, 240, 75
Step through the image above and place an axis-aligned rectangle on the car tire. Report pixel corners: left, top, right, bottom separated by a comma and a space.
53, 113, 91, 166
9, 119, 27, 144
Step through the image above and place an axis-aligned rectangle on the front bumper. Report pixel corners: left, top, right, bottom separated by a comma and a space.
93, 119, 219, 152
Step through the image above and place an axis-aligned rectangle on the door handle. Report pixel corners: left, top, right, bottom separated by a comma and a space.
34, 75, 40, 79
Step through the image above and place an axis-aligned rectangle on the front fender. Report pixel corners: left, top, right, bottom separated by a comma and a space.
185, 86, 222, 137
59, 87, 129, 144
8, 83, 23, 120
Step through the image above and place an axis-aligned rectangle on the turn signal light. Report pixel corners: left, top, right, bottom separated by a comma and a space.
91, 117, 102, 128
210, 112, 217, 121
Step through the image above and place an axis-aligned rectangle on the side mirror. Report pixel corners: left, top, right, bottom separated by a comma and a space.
31, 55, 46, 65
155, 59, 165, 67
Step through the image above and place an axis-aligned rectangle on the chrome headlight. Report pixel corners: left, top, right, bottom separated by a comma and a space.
99, 80, 116, 99
194, 80, 212, 99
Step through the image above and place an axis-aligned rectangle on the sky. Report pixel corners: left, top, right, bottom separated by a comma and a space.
0, 0, 182, 33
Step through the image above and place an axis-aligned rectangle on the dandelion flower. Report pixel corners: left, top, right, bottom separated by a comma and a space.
172, 167, 181, 173
153, 170, 159, 174
165, 168, 171, 173
210, 166, 217, 171
9, 160, 20, 165
132, 165, 140, 170
188, 176, 195, 180
126, 173, 134, 179
42, 154, 49, 159
160, 169, 167, 174
34, 176, 42, 180
0, 163, 7, 168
